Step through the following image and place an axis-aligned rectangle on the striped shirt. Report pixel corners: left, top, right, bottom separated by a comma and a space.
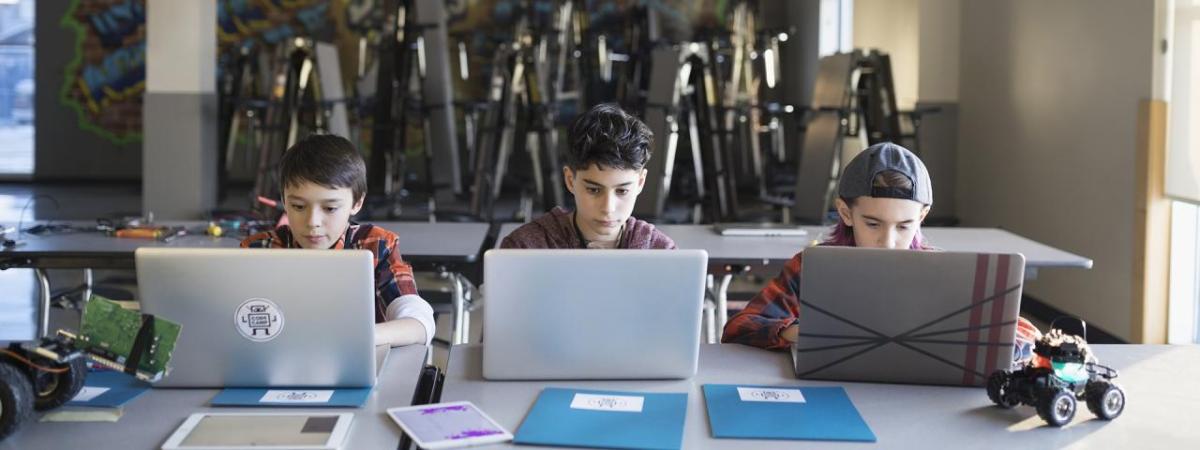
241, 223, 434, 345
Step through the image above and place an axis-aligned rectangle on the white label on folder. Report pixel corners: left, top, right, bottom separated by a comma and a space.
259, 390, 334, 403
737, 387, 806, 403
71, 387, 110, 402
569, 393, 645, 413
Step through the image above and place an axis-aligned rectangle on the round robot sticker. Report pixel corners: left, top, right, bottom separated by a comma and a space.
234, 298, 285, 342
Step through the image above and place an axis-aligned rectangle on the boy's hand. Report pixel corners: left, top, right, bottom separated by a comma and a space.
780, 324, 800, 344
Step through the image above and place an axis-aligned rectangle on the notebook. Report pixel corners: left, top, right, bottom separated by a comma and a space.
702, 384, 875, 442
514, 388, 688, 450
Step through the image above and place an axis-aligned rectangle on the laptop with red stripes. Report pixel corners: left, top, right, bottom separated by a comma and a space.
792, 246, 1025, 386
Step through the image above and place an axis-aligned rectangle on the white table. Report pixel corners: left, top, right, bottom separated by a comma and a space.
440, 343, 1200, 449
1, 345, 429, 450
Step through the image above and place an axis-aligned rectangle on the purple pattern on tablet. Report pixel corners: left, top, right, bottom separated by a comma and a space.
448, 429, 504, 440
421, 405, 468, 415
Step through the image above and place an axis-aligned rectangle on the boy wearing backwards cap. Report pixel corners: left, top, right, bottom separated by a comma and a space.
722, 143, 1040, 354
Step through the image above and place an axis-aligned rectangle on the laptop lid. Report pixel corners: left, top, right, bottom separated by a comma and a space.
482, 249, 707, 380
136, 248, 377, 388
792, 246, 1026, 386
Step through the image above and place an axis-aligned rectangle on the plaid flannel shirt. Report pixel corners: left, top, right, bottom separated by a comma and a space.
241, 223, 420, 324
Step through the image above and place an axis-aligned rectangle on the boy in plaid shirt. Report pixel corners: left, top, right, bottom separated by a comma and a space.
723, 143, 1040, 356
242, 134, 434, 347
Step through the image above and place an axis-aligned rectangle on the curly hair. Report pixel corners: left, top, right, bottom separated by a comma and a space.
564, 103, 653, 171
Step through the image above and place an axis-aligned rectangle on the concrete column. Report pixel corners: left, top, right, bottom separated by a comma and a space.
143, 0, 217, 219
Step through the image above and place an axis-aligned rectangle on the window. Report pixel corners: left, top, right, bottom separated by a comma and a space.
0, 0, 33, 175
1168, 1, 1200, 344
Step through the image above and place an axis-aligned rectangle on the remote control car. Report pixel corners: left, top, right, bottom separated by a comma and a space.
986, 317, 1125, 427
1, 296, 180, 440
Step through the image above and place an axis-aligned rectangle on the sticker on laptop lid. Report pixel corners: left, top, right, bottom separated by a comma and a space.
234, 298, 285, 342
737, 387, 806, 403
569, 393, 644, 412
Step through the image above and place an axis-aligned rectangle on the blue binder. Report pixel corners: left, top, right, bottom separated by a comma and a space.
66, 371, 150, 408
514, 387, 688, 450
702, 384, 875, 442
210, 387, 372, 407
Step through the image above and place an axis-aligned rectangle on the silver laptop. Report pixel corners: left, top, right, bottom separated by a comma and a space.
712, 223, 809, 237
136, 248, 378, 388
793, 246, 1026, 387
482, 249, 707, 380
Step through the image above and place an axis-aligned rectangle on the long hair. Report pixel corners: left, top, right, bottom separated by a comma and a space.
821, 170, 933, 249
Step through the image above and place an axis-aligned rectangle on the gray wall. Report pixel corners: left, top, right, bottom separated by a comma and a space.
34, 1, 141, 180
958, 0, 1155, 340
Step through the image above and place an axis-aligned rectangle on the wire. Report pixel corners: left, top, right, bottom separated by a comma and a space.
16, 194, 61, 239
0, 348, 71, 374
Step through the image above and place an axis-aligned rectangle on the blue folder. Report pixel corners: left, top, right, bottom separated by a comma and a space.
66, 370, 150, 408
210, 387, 372, 407
702, 384, 876, 442
514, 387, 688, 450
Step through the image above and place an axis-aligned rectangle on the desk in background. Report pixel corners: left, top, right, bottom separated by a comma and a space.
1, 345, 429, 450
441, 343, 1199, 449
375, 222, 490, 345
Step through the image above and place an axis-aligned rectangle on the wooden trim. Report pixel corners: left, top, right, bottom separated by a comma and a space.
1133, 99, 1171, 344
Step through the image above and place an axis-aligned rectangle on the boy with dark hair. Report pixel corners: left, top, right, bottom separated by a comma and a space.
500, 103, 675, 249
241, 134, 435, 347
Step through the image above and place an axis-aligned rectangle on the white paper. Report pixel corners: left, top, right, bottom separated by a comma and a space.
259, 390, 334, 403
569, 393, 645, 413
737, 387, 806, 403
71, 386, 110, 402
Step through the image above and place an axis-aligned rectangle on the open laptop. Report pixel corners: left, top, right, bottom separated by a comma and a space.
136, 248, 379, 388
482, 249, 707, 380
712, 223, 809, 237
792, 246, 1026, 387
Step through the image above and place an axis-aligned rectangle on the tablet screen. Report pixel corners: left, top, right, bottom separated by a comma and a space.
171, 414, 346, 448
387, 402, 511, 448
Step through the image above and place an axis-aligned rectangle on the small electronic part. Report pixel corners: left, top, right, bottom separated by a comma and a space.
68, 296, 182, 382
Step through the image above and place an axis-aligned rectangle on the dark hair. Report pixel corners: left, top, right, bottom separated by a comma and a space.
824, 170, 931, 249
564, 103, 653, 171
279, 134, 368, 201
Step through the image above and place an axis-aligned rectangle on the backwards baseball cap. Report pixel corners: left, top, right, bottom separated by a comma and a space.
838, 142, 933, 205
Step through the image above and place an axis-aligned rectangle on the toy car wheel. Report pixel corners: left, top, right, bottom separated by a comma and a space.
1085, 381, 1125, 420
986, 371, 1019, 408
0, 360, 35, 440
1036, 389, 1077, 427
31, 356, 88, 411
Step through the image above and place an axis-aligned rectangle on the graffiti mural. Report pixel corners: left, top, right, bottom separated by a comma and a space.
58, 0, 374, 145
59, 0, 146, 145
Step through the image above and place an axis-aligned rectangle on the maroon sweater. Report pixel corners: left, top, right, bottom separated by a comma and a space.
500, 207, 676, 249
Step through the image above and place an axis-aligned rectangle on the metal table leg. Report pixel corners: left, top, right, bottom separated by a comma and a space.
34, 268, 50, 338
702, 300, 716, 344
82, 268, 93, 304
715, 273, 732, 340
450, 272, 465, 345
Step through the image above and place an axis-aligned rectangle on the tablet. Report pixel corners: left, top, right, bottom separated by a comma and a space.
386, 401, 512, 449
161, 412, 354, 450
712, 223, 809, 237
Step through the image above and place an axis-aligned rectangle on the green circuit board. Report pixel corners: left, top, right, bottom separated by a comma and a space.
76, 296, 182, 379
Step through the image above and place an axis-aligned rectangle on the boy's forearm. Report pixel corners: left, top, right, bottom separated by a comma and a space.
374, 318, 428, 347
